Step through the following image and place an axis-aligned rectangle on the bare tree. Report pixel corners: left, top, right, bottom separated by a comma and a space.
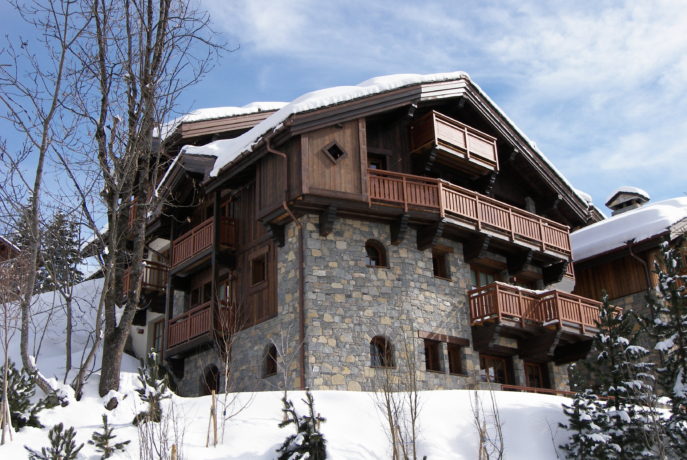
62, 0, 223, 400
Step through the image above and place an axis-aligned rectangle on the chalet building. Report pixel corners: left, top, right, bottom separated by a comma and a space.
131, 72, 607, 396
0, 235, 20, 262
572, 189, 687, 314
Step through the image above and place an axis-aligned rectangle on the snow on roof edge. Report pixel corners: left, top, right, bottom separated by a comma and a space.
605, 186, 651, 205
0, 235, 19, 252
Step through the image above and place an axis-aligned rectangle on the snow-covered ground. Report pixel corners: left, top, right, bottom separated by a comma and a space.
1, 279, 574, 459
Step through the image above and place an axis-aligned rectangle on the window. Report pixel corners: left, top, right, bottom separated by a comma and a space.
424, 339, 442, 372
251, 254, 267, 286
152, 319, 164, 353
263, 344, 278, 377
432, 248, 450, 279
524, 362, 548, 388
370, 336, 394, 368
470, 266, 497, 288
365, 239, 387, 267
447, 343, 463, 375
479, 354, 510, 384
368, 154, 387, 170
322, 141, 347, 163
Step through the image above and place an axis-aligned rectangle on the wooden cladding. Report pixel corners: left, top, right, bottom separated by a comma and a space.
368, 169, 571, 258
171, 217, 236, 267
410, 110, 498, 174
469, 282, 602, 335
167, 300, 236, 349
573, 254, 649, 301
122, 260, 168, 293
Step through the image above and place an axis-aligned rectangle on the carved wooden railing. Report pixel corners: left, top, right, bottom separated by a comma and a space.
410, 110, 498, 171
468, 282, 602, 334
122, 260, 168, 293
368, 169, 571, 258
167, 300, 236, 349
171, 217, 236, 267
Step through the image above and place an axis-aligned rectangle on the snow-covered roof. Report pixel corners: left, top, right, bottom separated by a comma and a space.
0, 234, 19, 252
605, 186, 650, 206
159, 102, 287, 140
571, 197, 687, 261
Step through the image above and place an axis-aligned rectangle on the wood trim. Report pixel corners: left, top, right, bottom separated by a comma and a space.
417, 330, 470, 346
358, 118, 369, 202
300, 135, 309, 195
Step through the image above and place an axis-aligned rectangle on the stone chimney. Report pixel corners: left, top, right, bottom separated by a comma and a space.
605, 186, 650, 216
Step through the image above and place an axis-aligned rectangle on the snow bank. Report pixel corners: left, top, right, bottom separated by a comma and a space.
571, 197, 687, 261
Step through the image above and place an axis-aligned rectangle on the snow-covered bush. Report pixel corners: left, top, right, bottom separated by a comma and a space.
277, 388, 327, 460
133, 350, 170, 425
0, 361, 51, 429
89, 414, 130, 459
24, 423, 83, 460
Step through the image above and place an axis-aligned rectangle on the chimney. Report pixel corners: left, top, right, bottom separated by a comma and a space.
605, 186, 650, 216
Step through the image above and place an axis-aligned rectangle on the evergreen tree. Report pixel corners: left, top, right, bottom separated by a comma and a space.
42, 211, 83, 292
648, 241, 687, 454
25, 423, 83, 460
0, 360, 46, 429
132, 349, 170, 425
88, 414, 130, 459
559, 389, 617, 459
12, 207, 49, 292
276, 388, 327, 460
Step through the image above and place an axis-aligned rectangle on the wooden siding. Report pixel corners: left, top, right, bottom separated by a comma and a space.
304, 120, 364, 197
257, 150, 287, 216
366, 116, 411, 174
573, 254, 649, 301
237, 242, 277, 328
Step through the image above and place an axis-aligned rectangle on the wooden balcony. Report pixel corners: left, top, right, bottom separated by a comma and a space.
368, 169, 571, 258
171, 217, 236, 268
410, 110, 498, 174
122, 260, 168, 293
166, 301, 235, 350
468, 282, 601, 335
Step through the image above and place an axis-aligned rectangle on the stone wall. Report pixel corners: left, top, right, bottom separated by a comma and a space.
300, 214, 479, 391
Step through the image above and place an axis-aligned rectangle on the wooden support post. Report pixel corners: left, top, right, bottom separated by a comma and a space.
437, 181, 445, 218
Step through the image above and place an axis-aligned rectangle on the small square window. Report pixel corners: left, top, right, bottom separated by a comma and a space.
424, 339, 442, 372
322, 142, 347, 163
432, 249, 450, 279
251, 254, 267, 286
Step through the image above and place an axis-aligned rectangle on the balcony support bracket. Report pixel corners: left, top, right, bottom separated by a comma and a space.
518, 328, 562, 362
417, 220, 445, 251
543, 260, 569, 285
471, 323, 504, 352
554, 339, 593, 365
507, 249, 534, 276
476, 171, 497, 197
264, 223, 286, 247
424, 148, 439, 173
390, 213, 410, 245
464, 234, 491, 262
319, 205, 337, 237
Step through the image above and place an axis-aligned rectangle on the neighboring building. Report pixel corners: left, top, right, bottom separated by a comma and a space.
131, 72, 607, 396
0, 235, 19, 262
572, 189, 687, 313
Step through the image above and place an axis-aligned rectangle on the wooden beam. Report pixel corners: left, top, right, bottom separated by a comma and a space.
417, 220, 444, 251
476, 171, 497, 197
508, 148, 520, 163
518, 329, 562, 361
319, 205, 337, 237
424, 148, 439, 173
390, 213, 410, 245
463, 234, 491, 263
543, 260, 569, 285
507, 249, 534, 276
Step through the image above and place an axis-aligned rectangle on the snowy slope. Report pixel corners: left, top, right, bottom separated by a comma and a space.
572, 197, 687, 261
1, 281, 573, 459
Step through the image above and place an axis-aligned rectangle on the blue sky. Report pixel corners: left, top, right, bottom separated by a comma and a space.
3, 0, 687, 214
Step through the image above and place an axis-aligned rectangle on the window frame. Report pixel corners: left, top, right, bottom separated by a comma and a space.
370, 336, 395, 368
447, 343, 463, 375
263, 344, 278, 378
432, 247, 451, 280
322, 141, 347, 164
424, 339, 442, 372
365, 239, 388, 268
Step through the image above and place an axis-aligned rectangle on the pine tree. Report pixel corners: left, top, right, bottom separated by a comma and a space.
42, 211, 83, 292
559, 389, 617, 459
132, 349, 170, 425
25, 423, 83, 460
648, 241, 687, 455
12, 207, 49, 292
0, 360, 46, 429
88, 414, 130, 459
276, 388, 327, 460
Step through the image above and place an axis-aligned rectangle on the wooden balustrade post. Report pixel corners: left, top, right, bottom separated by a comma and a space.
186, 312, 191, 344
554, 291, 563, 328
402, 176, 408, 212
577, 298, 584, 334
538, 219, 546, 251
517, 288, 525, 327
475, 195, 482, 231
508, 208, 515, 241
437, 181, 445, 218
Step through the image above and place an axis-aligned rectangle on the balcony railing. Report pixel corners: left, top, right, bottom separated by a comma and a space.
410, 110, 498, 172
122, 260, 168, 293
171, 217, 236, 268
468, 282, 602, 334
167, 301, 235, 349
368, 169, 571, 258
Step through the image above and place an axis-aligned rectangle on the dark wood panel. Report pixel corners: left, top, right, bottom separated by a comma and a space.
305, 120, 362, 196
258, 152, 287, 215
573, 254, 649, 301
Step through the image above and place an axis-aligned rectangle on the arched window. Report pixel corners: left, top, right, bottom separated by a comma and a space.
263, 343, 278, 377
365, 239, 387, 267
370, 336, 395, 368
200, 364, 220, 395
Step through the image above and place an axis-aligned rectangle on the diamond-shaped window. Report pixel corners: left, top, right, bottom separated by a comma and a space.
322, 141, 347, 163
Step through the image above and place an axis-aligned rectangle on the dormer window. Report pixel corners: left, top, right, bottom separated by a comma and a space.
322, 141, 347, 163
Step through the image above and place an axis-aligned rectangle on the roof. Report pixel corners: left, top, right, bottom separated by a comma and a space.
0, 235, 19, 252
178, 71, 600, 220
159, 102, 287, 140
571, 196, 687, 261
